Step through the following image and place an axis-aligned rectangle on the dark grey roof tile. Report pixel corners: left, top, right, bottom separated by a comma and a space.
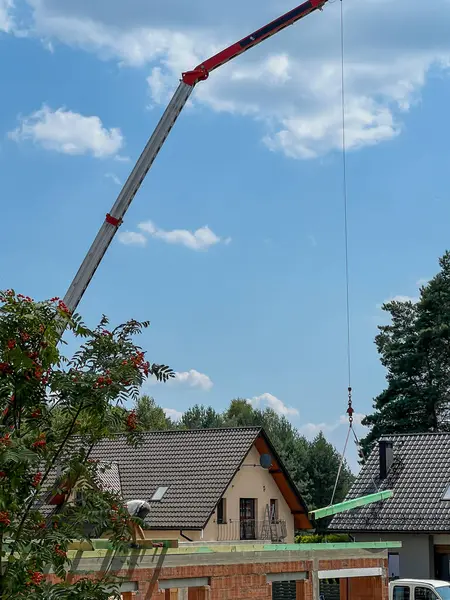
330, 432, 450, 533
90, 427, 261, 529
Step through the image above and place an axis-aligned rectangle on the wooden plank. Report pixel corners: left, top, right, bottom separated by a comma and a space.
309, 490, 393, 520
64, 540, 402, 559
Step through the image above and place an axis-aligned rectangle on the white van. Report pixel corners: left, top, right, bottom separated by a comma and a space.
390, 580, 450, 600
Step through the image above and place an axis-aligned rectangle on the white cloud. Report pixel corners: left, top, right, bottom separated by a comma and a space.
147, 67, 173, 105
416, 278, 428, 287
105, 172, 121, 185
300, 412, 366, 439
308, 234, 317, 248
249, 393, 299, 417
299, 421, 333, 438
377, 294, 419, 309
144, 369, 214, 391
114, 154, 131, 163
164, 407, 183, 421
390, 295, 419, 304
117, 231, 147, 246
9, 105, 123, 157
42, 39, 54, 52
338, 412, 365, 426
263, 97, 399, 159
132, 220, 226, 251
8, 0, 450, 158
0, 0, 13, 32
230, 54, 291, 85
171, 370, 213, 391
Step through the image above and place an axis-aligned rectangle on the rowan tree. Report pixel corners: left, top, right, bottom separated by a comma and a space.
0, 290, 173, 599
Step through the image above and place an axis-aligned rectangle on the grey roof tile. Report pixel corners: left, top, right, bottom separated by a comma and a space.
329, 432, 450, 533
90, 427, 261, 529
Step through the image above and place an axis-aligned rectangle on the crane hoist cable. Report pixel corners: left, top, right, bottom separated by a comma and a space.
329, 0, 381, 503
329, 0, 353, 507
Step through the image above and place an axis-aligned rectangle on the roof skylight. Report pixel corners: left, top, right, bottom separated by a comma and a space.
151, 486, 169, 502
442, 485, 450, 500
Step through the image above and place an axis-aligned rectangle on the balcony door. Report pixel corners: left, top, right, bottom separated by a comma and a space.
240, 498, 256, 540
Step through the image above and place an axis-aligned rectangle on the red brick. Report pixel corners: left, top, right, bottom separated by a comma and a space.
49, 551, 388, 600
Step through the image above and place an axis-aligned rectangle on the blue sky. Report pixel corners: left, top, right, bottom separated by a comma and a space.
1, 0, 450, 470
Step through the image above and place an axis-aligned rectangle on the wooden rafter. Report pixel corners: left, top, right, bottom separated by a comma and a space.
309, 490, 393, 520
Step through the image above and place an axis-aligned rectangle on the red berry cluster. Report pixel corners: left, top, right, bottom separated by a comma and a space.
50, 296, 70, 314
28, 571, 44, 586
110, 504, 118, 522
32, 472, 43, 488
129, 351, 151, 376
110, 503, 128, 526
0, 434, 11, 447
16, 293, 33, 302
54, 544, 67, 559
94, 375, 113, 389
32, 433, 46, 450
0, 362, 12, 374
57, 300, 70, 315
126, 411, 138, 431
2, 395, 14, 417
24, 351, 50, 384
0, 511, 11, 526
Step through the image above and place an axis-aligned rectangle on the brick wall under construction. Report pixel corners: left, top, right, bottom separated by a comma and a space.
58, 546, 390, 600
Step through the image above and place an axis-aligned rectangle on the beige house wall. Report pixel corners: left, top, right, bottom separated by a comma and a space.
210, 445, 295, 543
143, 530, 204, 542
145, 445, 295, 543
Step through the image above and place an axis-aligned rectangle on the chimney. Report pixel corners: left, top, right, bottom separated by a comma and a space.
379, 440, 394, 480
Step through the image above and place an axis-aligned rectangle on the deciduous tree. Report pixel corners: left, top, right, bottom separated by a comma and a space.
0, 291, 172, 599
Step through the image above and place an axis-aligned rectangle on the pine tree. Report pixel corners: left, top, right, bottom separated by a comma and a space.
361, 251, 450, 454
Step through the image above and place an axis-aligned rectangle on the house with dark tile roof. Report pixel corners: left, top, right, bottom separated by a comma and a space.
64, 426, 312, 544
329, 433, 450, 581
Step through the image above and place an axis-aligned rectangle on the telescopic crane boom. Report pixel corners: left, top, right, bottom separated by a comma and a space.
63, 0, 328, 314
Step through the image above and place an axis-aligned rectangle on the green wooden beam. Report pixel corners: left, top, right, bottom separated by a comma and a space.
61, 540, 403, 560
309, 490, 394, 520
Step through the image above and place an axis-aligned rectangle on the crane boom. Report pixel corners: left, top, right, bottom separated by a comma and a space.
63, 0, 328, 314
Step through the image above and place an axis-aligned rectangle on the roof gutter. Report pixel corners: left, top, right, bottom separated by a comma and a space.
180, 530, 193, 542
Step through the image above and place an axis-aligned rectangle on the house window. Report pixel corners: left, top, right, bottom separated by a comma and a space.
240, 498, 256, 540
272, 581, 296, 600
151, 486, 169, 502
217, 498, 226, 524
270, 499, 278, 522
388, 553, 400, 580
393, 586, 410, 600
319, 579, 340, 600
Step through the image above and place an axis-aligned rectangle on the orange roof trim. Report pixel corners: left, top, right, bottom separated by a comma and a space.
255, 434, 312, 530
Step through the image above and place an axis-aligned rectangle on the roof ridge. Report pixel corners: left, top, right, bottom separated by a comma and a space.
101, 426, 262, 438
381, 431, 450, 438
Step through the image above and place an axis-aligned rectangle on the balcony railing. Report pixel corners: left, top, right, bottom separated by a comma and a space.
216, 519, 287, 542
